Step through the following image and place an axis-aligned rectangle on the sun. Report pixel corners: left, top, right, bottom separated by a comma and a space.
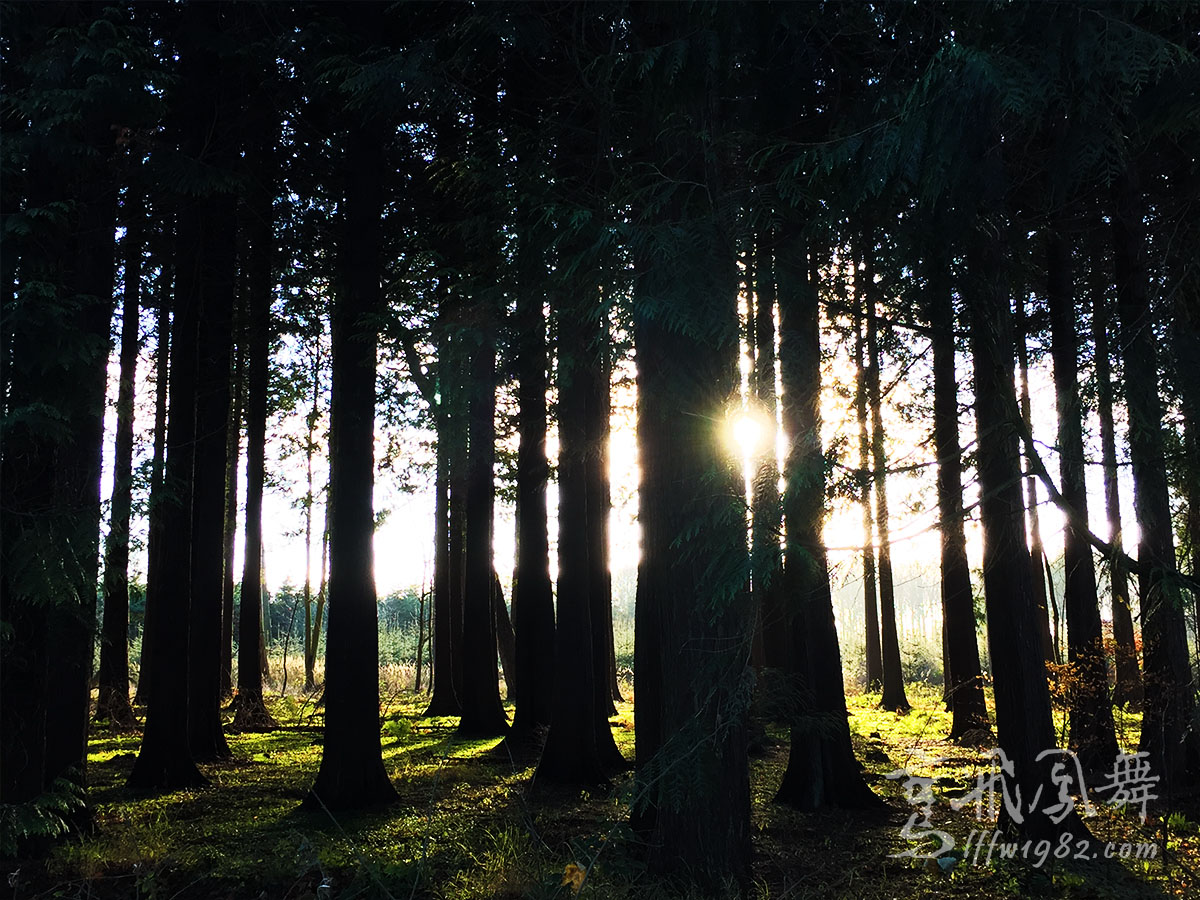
725, 404, 772, 459
731, 414, 763, 455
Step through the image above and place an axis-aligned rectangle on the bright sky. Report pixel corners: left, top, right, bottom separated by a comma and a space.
101, 285, 1141, 623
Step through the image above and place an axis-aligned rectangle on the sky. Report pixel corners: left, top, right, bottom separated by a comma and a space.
99, 282, 1142, 636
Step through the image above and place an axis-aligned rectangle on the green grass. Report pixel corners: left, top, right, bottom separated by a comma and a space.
6, 682, 1196, 899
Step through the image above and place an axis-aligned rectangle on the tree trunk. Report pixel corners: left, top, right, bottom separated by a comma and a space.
1046, 224, 1118, 774
220, 313, 244, 701
508, 196, 554, 732
135, 275, 171, 708
1015, 292, 1058, 664
128, 184, 206, 791
964, 169, 1088, 841
855, 294, 883, 691
302, 344, 322, 692
537, 293, 608, 784
2, 10, 120, 810
447, 363, 468, 705
753, 226, 788, 671
186, 182, 236, 761
96, 189, 142, 729
185, 32, 239, 760
129, 5, 230, 786
233, 90, 278, 732
775, 230, 881, 811
42, 105, 119, 817
585, 310, 624, 738
1112, 167, 1198, 798
423, 346, 462, 714
456, 306, 509, 736
306, 115, 397, 809
639, 205, 752, 890
927, 245, 988, 739
492, 572, 516, 699
863, 252, 909, 712
1092, 276, 1142, 707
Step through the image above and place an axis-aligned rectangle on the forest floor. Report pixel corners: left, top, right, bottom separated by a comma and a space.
5, 683, 1199, 899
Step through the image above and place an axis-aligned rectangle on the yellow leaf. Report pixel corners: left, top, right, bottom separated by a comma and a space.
561, 862, 585, 894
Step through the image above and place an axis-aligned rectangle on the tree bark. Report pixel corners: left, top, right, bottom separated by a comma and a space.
1091, 276, 1142, 707
423, 331, 462, 715
927, 245, 988, 739
506, 165, 553, 733
96, 189, 142, 729
753, 226, 788, 671
1015, 292, 1058, 664
964, 169, 1089, 842
1112, 167, 1198, 798
128, 195, 206, 789
306, 116, 397, 809
135, 271, 171, 708
863, 250, 909, 712
493, 572, 516, 699
185, 26, 239, 760
508, 146, 554, 734
855, 293, 883, 691
232, 90, 278, 732
456, 306, 509, 736
220, 311, 244, 701
1046, 224, 1118, 774
537, 293, 608, 784
129, 4, 229, 788
775, 230, 881, 811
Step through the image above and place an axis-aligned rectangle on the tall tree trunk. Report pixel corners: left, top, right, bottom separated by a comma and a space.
927, 244, 988, 739
42, 103, 120, 818
1112, 167, 1199, 798
186, 182, 236, 761
855, 291, 884, 692
302, 342, 323, 693
1092, 276, 1142, 708
306, 114, 397, 809
129, 3, 231, 787
628, 15, 753, 878
863, 254, 909, 712
457, 55, 509, 738
508, 238, 553, 732
632, 255, 663, 833
586, 311, 623, 736
1046, 225, 1118, 774
423, 340, 462, 715
135, 275, 171, 707
447, 355, 468, 704
493, 572, 517, 698
2, 9, 120, 809
1, 146, 58, 808
185, 32, 239, 760
1015, 292, 1058, 664
775, 231, 881, 811
640, 202, 751, 891
537, 292, 608, 784
96, 189, 142, 729
232, 91, 278, 732
753, 226, 787, 670
456, 307, 508, 736
220, 315, 244, 701
128, 192, 205, 790
964, 153, 1090, 842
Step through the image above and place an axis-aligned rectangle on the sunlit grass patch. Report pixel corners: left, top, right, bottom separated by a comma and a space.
25, 684, 1192, 899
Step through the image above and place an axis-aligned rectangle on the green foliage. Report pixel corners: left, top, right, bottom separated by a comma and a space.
0, 773, 86, 858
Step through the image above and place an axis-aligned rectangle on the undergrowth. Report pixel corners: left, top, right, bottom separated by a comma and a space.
2, 683, 1195, 899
